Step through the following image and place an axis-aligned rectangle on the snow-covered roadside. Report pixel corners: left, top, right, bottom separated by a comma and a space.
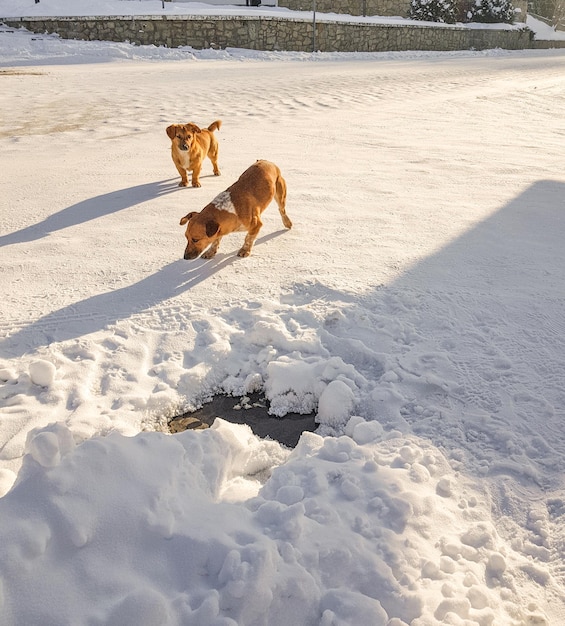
1, 15, 565, 625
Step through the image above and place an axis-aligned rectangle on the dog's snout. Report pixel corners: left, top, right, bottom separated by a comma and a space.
180, 143, 189, 151
184, 248, 199, 260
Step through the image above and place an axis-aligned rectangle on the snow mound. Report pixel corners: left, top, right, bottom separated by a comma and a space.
0, 420, 550, 625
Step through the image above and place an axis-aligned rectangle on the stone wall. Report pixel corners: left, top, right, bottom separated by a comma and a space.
531, 37, 565, 46
1, 15, 535, 52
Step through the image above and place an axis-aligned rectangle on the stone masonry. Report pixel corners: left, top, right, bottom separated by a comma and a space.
1, 15, 536, 52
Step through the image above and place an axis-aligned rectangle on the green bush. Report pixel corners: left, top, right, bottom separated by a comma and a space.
408, 0, 458, 23
467, 0, 516, 22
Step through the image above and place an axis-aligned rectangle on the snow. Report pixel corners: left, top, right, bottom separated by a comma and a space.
527, 14, 565, 40
1, 1, 565, 624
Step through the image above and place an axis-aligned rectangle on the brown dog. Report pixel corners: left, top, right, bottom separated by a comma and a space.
179, 160, 292, 259
166, 120, 221, 188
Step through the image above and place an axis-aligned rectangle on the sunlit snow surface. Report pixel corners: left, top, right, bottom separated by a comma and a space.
1, 3, 565, 624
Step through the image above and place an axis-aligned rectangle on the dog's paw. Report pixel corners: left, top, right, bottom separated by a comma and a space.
237, 248, 251, 258
201, 250, 216, 260
179, 181, 189, 188
214, 170, 221, 176
191, 181, 202, 188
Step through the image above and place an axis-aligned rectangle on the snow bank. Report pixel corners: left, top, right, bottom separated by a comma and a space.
0, 419, 549, 625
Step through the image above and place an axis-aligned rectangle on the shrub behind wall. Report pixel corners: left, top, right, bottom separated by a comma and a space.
277, 0, 527, 20
467, 0, 517, 22
408, 0, 458, 23
409, 0, 516, 22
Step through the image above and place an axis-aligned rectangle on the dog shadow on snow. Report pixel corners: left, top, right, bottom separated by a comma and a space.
0, 179, 179, 248
1, 230, 287, 357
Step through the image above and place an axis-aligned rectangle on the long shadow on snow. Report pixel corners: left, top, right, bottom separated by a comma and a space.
0, 179, 178, 247
326, 179, 565, 491
1, 230, 287, 357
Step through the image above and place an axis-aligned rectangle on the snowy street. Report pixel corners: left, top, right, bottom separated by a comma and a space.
1, 20, 565, 624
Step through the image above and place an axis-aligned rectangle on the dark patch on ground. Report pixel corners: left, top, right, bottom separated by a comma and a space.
169, 392, 317, 448
0, 69, 45, 76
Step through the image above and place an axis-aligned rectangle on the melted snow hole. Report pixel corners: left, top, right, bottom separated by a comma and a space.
169, 392, 316, 448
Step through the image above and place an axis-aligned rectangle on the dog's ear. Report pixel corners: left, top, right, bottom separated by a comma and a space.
166, 125, 177, 139
180, 212, 198, 226
205, 220, 220, 238
186, 123, 202, 134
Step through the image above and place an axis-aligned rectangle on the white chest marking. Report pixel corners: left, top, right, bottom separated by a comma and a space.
212, 190, 237, 215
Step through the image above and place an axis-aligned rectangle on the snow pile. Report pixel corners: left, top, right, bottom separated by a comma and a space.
0, 418, 549, 625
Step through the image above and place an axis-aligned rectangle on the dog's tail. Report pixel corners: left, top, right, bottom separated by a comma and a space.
208, 120, 222, 133
275, 170, 292, 230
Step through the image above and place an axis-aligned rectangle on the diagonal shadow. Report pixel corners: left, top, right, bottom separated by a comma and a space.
0, 179, 179, 247
1, 229, 288, 357
299, 180, 565, 487
399, 179, 565, 295
164, 180, 565, 479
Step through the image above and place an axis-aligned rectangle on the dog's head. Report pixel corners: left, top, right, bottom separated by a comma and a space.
166, 123, 202, 152
179, 212, 220, 259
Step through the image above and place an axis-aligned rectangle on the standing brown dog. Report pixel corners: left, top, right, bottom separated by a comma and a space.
179, 160, 292, 259
166, 120, 221, 187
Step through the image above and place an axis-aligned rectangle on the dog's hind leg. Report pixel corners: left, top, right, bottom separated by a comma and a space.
238, 216, 263, 257
275, 175, 292, 229
208, 137, 221, 177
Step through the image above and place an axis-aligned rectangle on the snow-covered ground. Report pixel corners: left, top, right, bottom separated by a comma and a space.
1, 2, 565, 624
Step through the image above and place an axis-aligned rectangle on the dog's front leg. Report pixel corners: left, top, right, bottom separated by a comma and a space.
175, 163, 189, 187
201, 237, 222, 259
191, 163, 202, 188
238, 218, 262, 257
